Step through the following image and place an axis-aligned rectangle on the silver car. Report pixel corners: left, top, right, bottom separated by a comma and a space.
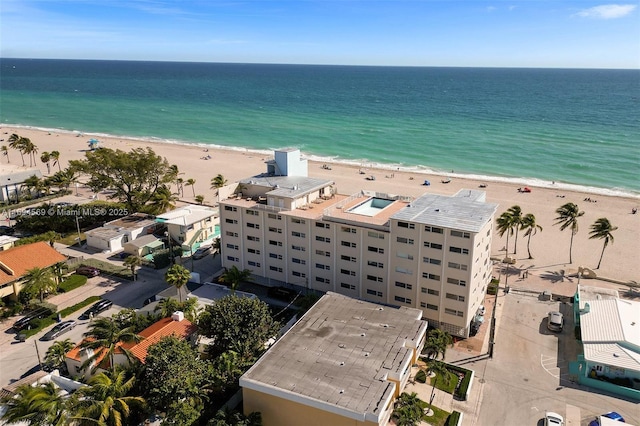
42, 320, 76, 341
547, 311, 564, 332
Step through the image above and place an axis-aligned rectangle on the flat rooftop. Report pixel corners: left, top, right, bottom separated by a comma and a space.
240, 292, 427, 421
105, 213, 156, 230
240, 174, 333, 199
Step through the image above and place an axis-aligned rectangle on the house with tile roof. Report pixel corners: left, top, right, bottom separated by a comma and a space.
0, 241, 67, 300
65, 312, 197, 378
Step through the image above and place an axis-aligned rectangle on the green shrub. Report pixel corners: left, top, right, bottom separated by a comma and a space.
415, 369, 427, 383
487, 282, 499, 295
58, 274, 88, 292
59, 296, 101, 318
447, 364, 473, 400
22, 316, 57, 338
445, 411, 461, 426
29, 300, 57, 315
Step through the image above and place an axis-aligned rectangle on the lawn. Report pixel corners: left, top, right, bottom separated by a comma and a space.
419, 400, 450, 426
428, 370, 459, 394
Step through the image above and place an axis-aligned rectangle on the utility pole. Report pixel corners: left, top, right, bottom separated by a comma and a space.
34, 341, 43, 370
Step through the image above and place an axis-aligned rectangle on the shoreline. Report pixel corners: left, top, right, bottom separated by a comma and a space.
3, 123, 638, 199
1, 124, 638, 283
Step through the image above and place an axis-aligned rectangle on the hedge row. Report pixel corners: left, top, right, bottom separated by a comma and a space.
59, 296, 101, 318
58, 274, 88, 293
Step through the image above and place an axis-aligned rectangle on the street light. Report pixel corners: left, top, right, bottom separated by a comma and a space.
75, 214, 82, 247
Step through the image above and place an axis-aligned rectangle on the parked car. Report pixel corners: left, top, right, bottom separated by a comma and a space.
547, 311, 564, 332
80, 299, 113, 319
41, 320, 76, 341
76, 266, 100, 277
13, 307, 54, 331
192, 246, 212, 259
477, 305, 486, 316
544, 412, 564, 426
588, 412, 626, 426
0, 226, 15, 235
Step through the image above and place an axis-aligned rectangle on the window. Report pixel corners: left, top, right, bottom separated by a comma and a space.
315, 277, 331, 284
247, 248, 260, 254
451, 230, 470, 238
341, 241, 356, 248
269, 266, 283, 272
423, 272, 441, 281
226, 256, 239, 262
341, 255, 356, 262
426, 303, 438, 311
247, 235, 260, 242
446, 293, 465, 302
341, 226, 356, 233
445, 308, 464, 317
394, 296, 412, 304
225, 218, 238, 224
292, 271, 306, 278
449, 246, 469, 255
447, 278, 467, 287
396, 237, 414, 245
395, 266, 412, 275
424, 241, 442, 250
291, 245, 306, 252
421, 288, 439, 295
423, 257, 441, 265
226, 231, 238, 237
368, 231, 385, 239
248, 261, 260, 267
395, 281, 412, 290
367, 260, 384, 268
316, 263, 330, 270
226, 243, 238, 250
246, 210, 259, 216
397, 221, 415, 229
367, 275, 383, 282
448, 262, 468, 270
268, 227, 282, 234
224, 206, 237, 212
368, 246, 384, 254
366, 289, 383, 297
316, 236, 331, 243
340, 269, 356, 276
292, 258, 306, 265
316, 222, 330, 229
291, 218, 306, 224
269, 253, 283, 260
268, 213, 281, 220
315, 249, 330, 257
425, 226, 443, 234
291, 231, 306, 238
268, 240, 283, 247
397, 252, 414, 260
246, 223, 259, 229
341, 283, 356, 290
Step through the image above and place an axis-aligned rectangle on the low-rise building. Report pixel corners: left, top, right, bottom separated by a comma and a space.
0, 166, 43, 203
0, 242, 67, 300
240, 292, 427, 426
85, 213, 157, 253
156, 205, 218, 256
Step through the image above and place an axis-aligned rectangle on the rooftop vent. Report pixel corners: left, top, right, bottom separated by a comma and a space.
338, 343, 346, 348
360, 333, 366, 337
339, 362, 345, 366
339, 389, 345, 394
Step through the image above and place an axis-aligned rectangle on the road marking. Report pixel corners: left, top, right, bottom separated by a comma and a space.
541, 353, 561, 379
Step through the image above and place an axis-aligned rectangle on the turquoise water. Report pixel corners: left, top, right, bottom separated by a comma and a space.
1, 59, 638, 196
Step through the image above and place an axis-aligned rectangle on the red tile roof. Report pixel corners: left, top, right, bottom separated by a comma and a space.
0, 242, 67, 285
120, 317, 197, 363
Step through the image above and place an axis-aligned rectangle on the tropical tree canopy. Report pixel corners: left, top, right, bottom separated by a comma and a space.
589, 217, 618, 269
44, 338, 75, 373
0, 381, 69, 426
554, 202, 585, 263
520, 213, 543, 259
165, 264, 192, 303
22, 267, 56, 302
69, 147, 175, 212
218, 265, 253, 293
198, 295, 280, 360
81, 317, 141, 372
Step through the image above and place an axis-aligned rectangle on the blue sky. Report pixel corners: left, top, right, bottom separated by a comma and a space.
1, 0, 638, 68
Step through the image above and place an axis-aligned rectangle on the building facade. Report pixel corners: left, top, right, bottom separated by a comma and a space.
155, 205, 218, 256
219, 150, 497, 337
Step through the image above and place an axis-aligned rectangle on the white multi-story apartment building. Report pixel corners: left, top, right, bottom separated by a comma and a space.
220, 149, 497, 337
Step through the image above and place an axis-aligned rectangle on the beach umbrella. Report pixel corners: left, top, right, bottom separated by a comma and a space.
87, 139, 100, 150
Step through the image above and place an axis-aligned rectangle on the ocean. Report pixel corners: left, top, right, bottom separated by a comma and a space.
1, 59, 638, 196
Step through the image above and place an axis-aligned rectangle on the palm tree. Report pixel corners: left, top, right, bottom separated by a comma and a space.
211, 174, 228, 201
506, 205, 523, 255
520, 213, 543, 259
423, 328, 453, 360
22, 137, 37, 167
554, 202, 585, 264
148, 185, 177, 214
195, 194, 205, 205
165, 264, 192, 303
0, 381, 70, 426
496, 211, 514, 255
186, 178, 196, 197
50, 150, 61, 171
392, 391, 423, 426
218, 265, 252, 294
211, 237, 221, 258
1, 144, 10, 163
589, 218, 618, 269
81, 317, 141, 373
44, 338, 75, 373
22, 267, 56, 302
52, 261, 68, 285
123, 255, 143, 281
40, 151, 51, 174
8, 133, 26, 166
72, 369, 145, 426
424, 359, 451, 416
176, 177, 184, 197
154, 297, 181, 318
22, 175, 45, 199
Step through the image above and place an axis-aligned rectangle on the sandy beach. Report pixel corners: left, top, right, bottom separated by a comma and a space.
1, 125, 638, 284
